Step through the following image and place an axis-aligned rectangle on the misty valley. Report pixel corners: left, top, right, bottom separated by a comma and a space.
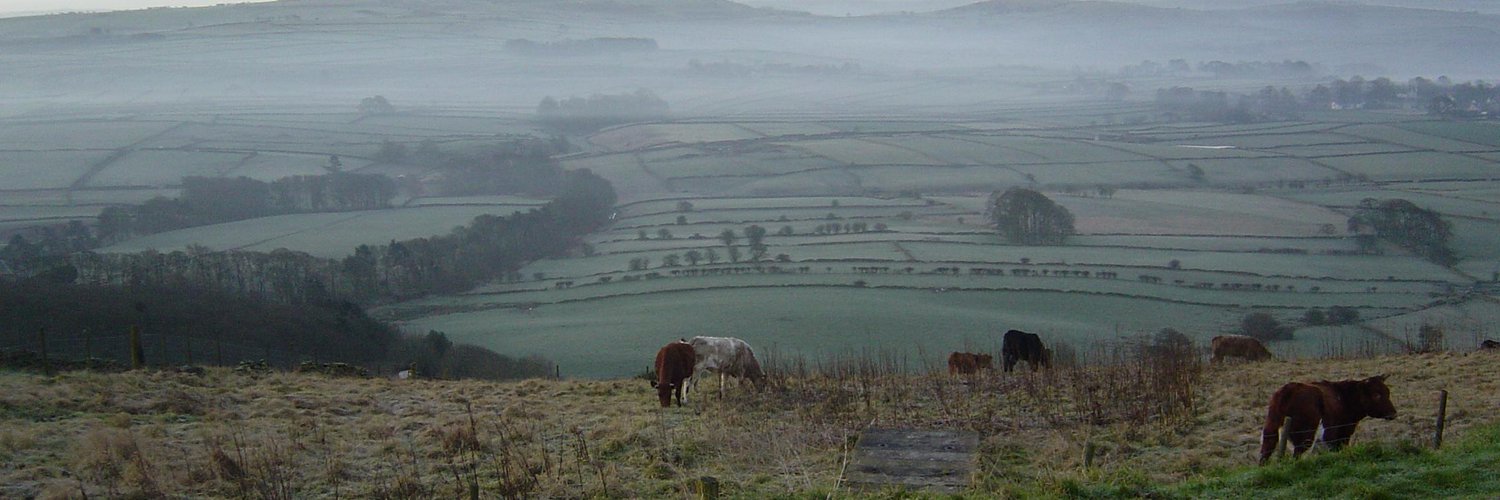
2, 0, 1500, 497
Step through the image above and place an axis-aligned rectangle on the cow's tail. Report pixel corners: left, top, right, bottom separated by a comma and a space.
1259, 384, 1296, 464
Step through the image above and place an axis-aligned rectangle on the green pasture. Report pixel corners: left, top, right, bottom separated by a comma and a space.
1069, 235, 1358, 253
224, 152, 339, 181
590, 123, 763, 151
1270, 142, 1420, 157
637, 146, 840, 179
1101, 142, 1275, 160
788, 137, 948, 166
1392, 121, 1500, 149
1061, 191, 1346, 237
397, 286, 1249, 378
0, 120, 178, 149
99, 204, 532, 258
0, 150, 113, 190
1446, 218, 1500, 279
897, 240, 1460, 281
733, 121, 841, 137
964, 135, 1155, 163
1281, 188, 1500, 220
850, 165, 1034, 192
1172, 133, 1363, 149
87, 150, 250, 187
1315, 151, 1498, 181
863, 134, 1051, 165
1164, 157, 1336, 184
432, 267, 1435, 314
1336, 124, 1497, 153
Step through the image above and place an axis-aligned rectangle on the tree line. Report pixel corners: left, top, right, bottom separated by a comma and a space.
62, 168, 617, 304
1350, 198, 1456, 266
1156, 76, 1500, 123
95, 171, 396, 244
536, 89, 669, 131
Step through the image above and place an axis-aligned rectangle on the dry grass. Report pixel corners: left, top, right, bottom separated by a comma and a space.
0, 349, 1496, 498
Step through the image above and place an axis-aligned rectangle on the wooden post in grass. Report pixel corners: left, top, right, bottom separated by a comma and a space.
129, 325, 144, 369
556, 364, 562, 380
1434, 389, 1449, 449
37, 328, 52, 376
1275, 416, 1292, 458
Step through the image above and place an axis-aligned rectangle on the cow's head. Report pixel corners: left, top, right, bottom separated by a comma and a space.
1359, 374, 1397, 420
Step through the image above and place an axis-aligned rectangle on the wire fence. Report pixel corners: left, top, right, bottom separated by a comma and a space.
0, 331, 298, 369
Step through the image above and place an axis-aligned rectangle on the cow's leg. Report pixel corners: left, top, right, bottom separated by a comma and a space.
1289, 417, 1319, 457
1259, 417, 1283, 464
1003, 355, 1016, 373
1321, 421, 1357, 451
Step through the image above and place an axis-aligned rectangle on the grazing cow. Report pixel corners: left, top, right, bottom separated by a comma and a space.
1481, 339, 1500, 350
686, 336, 764, 398
1001, 330, 1051, 372
947, 352, 993, 375
1258, 375, 1397, 464
1211, 335, 1273, 363
651, 341, 696, 407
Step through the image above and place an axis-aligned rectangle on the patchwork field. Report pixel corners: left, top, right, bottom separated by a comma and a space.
6, 95, 1498, 379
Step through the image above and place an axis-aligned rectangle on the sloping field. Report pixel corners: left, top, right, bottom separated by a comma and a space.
589, 123, 763, 151
1336, 124, 1498, 153
400, 287, 1239, 377
1315, 151, 1498, 181
0, 150, 114, 190
86, 150, 250, 187
100, 204, 534, 258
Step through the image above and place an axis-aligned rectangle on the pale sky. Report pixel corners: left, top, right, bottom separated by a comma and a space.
0, 0, 273, 16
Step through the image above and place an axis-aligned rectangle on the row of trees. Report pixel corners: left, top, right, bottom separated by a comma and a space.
536, 89, 668, 131
1157, 76, 1500, 123
59, 169, 617, 305
1349, 198, 1456, 266
95, 172, 396, 244
987, 187, 1075, 245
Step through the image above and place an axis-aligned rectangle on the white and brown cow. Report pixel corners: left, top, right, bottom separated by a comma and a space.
686, 336, 764, 398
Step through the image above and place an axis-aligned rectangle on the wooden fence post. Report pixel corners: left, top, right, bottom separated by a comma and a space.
1434, 389, 1449, 449
38, 328, 52, 376
1274, 416, 1292, 458
556, 364, 562, 380
130, 325, 144, 370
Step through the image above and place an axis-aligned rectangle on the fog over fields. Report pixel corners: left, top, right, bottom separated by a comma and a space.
2, 0, 1498, 376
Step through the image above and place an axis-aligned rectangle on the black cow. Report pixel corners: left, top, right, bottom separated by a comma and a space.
1002, 329, 1051, 372
1482, 339, 1500, 350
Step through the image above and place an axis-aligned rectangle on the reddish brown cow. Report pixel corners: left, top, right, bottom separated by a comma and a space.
651, 341, 696, 407
1258, 375, 1397, 464
947, 352, 993, 375
1211, 335, 1273, 363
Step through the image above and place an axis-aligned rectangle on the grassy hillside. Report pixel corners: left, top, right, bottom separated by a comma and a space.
2, 350, 1496, 497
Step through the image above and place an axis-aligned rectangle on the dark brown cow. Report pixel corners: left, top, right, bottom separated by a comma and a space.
1258, 375, 1397, 464
947, 352, 993, 375
651, 341, 695, 407
1211, 335, 1273, 363
1002, 330, 1050, 372
1481, 339, 1500, 350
